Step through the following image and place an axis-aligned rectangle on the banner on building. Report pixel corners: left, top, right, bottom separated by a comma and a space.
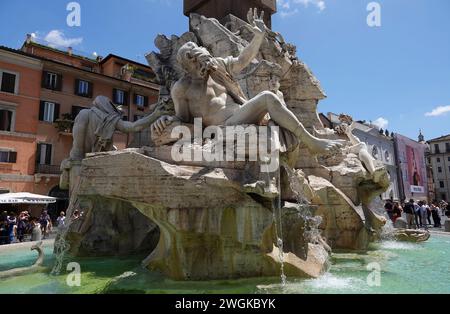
395, 135, 428, 200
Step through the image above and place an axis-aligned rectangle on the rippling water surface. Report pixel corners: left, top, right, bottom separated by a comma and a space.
1, 235, 449, 294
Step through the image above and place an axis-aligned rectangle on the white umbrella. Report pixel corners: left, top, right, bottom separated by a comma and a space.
0, 193, 57, 204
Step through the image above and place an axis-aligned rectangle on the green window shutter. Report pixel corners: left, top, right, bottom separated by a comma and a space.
88, 82, 93, 98
113, 88, 117, 103
74, 79, 80, 95
124, 91, 129, 106
39, 101, 45, 121
56, 74, 63, 91
41, 71, 48, 88
9, 152, 17, 163
36, 144, 42, 165
53, 103, 60, 122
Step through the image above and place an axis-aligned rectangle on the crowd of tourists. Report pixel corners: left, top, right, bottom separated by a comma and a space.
385, 199, 450, 230
0, 210, 68, 245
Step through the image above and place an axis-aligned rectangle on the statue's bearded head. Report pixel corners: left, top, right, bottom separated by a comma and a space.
177, 42, 216, 78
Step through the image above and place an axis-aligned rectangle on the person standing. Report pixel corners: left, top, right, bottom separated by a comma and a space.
31, 218, 42, 242
16, 211, 29, 242
419, 201, 429, 230
7, 212, 17, 244
431, 202, 441, 228
0, 220, 8, 245
403, 200, 415, 229
414, 200, 422, 229
425, 201, 432, 226
385, 199, 395, 222
393, 202, 403, 223
39, 210, 51, 239
56, 212, 66, 230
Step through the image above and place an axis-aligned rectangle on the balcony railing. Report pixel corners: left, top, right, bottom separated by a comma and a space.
35, 164, 61, 175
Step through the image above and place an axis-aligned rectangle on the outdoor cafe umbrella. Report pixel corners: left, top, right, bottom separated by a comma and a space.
0, 193, 57, 205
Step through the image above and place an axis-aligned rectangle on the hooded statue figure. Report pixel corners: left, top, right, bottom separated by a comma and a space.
60, 95, 168, 191
90, 96, 124, 153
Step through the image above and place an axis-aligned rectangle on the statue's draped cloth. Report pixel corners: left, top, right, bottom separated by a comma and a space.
91, 96, 123, 152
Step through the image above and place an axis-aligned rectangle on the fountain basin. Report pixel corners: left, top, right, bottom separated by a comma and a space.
1, 234, 450, 294
65, 150, 329, 280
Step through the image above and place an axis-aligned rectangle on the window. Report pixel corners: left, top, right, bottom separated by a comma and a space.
434, 144, 440, 154
0, 109, 13, 131
446, 143, 450, 153
0, 71, 17, 94
134, 94, 148, 109
39, 101, 60, 123
72, 106, 87, 120
440, 181, 445, 188
385, 151, 390, 163
437, 157, 441, 163
42, 71, 62, 91
75, 79, 93, 97
438, 167, 443, 173
372, 146, 379, 160
36, 143, 52, 165
113, 89, 128, 106
0, 150, 17, 163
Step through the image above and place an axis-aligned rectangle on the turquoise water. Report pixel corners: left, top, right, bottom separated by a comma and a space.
1, 235, 449, 294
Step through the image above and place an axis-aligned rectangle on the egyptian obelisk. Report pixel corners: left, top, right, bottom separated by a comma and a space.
183, 0, 277, 29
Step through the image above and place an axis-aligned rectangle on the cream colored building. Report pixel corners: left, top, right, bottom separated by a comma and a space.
427, 134, 450, 202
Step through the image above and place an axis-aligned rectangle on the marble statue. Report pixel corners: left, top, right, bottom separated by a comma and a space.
150, 9, 344, 155
58, 7, 398, 281
60, 95, 168, 190
336, 114, 377, 175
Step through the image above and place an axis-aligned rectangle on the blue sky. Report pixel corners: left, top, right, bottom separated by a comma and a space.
0, 0, 449, 140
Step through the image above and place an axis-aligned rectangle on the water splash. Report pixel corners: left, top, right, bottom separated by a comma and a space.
379, 241, 420, 251
263, 163, 286, 287
50, 177, 82, 276
380, 220, 396, 241
283, 164, 322, 245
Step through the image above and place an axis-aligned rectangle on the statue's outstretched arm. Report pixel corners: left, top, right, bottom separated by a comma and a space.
116, 105, 169, 133
151, 81, 190, 135
345, 123, 362, 146
230, 8, 266, 75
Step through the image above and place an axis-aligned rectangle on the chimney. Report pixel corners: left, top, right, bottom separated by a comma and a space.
96, 55, 104, 62
26, 34, 32, 44
68, 47, 73, 56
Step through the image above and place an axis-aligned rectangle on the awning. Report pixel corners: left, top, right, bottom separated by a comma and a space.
0, 193, 57, 204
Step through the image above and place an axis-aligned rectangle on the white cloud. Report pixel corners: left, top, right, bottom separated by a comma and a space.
372, 117, 389, 130
277, 0, 326, 17
425, 105, 450, 117
43, 30, 83, 48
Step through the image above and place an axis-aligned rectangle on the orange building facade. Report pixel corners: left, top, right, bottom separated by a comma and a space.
1, 38, 160, 216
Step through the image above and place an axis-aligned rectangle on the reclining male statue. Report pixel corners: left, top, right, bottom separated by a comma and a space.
151, 9, 344, 155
